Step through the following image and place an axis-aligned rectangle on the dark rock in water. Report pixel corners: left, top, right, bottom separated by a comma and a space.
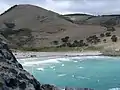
0, 41, 94, 90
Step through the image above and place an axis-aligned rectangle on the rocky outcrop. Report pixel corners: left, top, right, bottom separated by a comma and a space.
0, 41, 42, 90
0, 41, 93, 90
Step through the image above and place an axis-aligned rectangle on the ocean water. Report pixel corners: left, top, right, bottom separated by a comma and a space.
18, 56, 120, 90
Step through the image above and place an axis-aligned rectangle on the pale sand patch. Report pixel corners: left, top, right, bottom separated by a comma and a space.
13, 51, 102, 59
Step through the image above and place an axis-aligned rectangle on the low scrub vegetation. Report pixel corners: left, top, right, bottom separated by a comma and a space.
111, 35, 118, 42
19, 47, 83, 52
103, 39, 107, 43
105, 32, 111, 37
84, 46, 103, 51
52, 41, 59, 45
18, 46, 103, 52
100, 33, 105, 37
86, 35, 100, 44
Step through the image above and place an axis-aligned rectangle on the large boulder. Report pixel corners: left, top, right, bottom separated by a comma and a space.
0, 41, 93, 90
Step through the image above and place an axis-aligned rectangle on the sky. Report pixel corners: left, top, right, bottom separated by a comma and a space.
0, 0, 120, 15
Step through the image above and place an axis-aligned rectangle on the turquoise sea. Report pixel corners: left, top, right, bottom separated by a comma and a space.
18, 56, 120, 90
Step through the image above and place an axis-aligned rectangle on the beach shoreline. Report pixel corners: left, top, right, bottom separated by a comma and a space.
13, 51, 102, 59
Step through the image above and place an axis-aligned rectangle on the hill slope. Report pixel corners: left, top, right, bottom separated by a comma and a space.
63, 14, 120, 26
0, 4, 107, 48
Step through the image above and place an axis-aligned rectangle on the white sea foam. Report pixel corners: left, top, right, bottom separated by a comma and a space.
18, 58, 40, 61
78, 66, 84, 69
73, 61, 78, 63
61, 64, 65, 67
70, 57, 82, 60
53, 68, 56, 71
50, 66, 55, 69
68, 56, 98, 61
21, 57, 71, 66
109, 88, 120, 90
37, 68, 44, 71
58, 58, 70, 61
72, 75, 75, 77
58, 74, 66, 77
71, 56, 110, 59
97, 80, 100, 83
20, 55, 114, 67
22, 58, 60, 66
76, 76, 90, 80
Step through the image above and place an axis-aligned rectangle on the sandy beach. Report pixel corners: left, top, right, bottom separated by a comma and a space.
13, 51, 102, 59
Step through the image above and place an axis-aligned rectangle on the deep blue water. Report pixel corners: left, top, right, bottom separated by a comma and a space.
18, 56, 120, 90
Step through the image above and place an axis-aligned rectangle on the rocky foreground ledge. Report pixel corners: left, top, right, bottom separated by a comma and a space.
0, 41, 93, 90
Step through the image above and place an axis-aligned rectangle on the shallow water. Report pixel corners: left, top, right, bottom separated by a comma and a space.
18, 56, 120, 90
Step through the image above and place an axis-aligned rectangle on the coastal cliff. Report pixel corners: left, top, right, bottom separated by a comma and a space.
0, 41, 93, 90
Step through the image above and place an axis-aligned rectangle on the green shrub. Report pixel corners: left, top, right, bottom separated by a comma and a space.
19, 47, 83, 52
100, 33, 105, 37
105, 32, 111, 37
52, 41, 59, 45
61, 36, 69, 43
111, 35, 118, 42
103, 39, 107, 43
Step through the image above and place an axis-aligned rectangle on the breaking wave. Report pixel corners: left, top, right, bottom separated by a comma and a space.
18, 55, 115, 67
109, 88, 120, 90
36, 68, 44, 71
58, 74, 66, 77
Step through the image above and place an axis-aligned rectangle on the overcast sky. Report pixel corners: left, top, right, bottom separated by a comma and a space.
0, 0, 120, 15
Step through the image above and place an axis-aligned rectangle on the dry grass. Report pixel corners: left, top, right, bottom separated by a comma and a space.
0, 4, 120, 50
